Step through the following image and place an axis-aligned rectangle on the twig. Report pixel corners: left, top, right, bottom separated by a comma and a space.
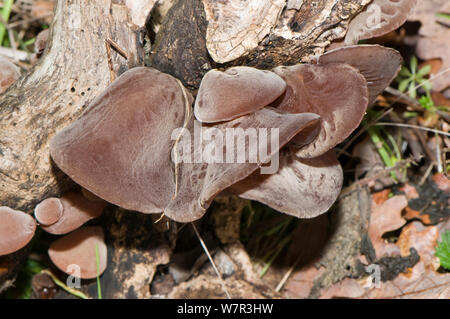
40, 270, 90, 299
340, 157, 417, 197
374, 122, 450, 137
191, 223, 231, 299
0, 46, 29, 60
104, 39, 116, 83
104, 38, 129, 83
275, 254, 301, 292
419, 163, 434, 186
384, 86, 421, 108
105, 38, 129, 59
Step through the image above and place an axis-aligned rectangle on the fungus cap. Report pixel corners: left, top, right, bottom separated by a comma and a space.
40, 192, 106, 235
34, 197, 63, 226
165, 107, 321, 222
48, 226, 107, 279
320, 45, 403, 105
50, 67, 193, 214
0, 207, 36, 256
273, 63, 369, 158
34, 29, 49, 56
194, 66, 287, 123
345, 0, 417, 45
230, 150, 343, 219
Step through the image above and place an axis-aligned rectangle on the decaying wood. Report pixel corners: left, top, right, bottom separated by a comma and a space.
0, 0, 142, 292
0, 0, 374, 293
308, 187, 372, 298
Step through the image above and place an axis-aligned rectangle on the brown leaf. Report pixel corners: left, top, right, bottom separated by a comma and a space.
400, 184, 419, 200
284, 263, 326, 299
432, 173, 450, 192
319, 221, 450, 299
372, 189, 392, 205
409, 0, 450, 91
369, 195, 407, 258
396, 221, 440, 267
403, 207, 432, 224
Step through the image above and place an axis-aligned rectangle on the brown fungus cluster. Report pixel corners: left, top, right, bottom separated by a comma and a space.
0, 190, 108, 280
49, 44, 402, 224
344, 0, 417, 46
0, 2, 416, 282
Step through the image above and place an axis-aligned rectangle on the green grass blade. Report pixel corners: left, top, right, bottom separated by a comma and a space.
0, 0, 14, 46
41, 270, 89, 299
95, 244, 102, 299
436, 12, 450, 20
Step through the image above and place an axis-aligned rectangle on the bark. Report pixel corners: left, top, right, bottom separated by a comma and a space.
0, 0, 371, 293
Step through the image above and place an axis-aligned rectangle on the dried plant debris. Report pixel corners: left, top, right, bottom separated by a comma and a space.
368, 194, 407, 258
408, 0, 450, 92
319, 220, 450, 299
396, 174, 450, 225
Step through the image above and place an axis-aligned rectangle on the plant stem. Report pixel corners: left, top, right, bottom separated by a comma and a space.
0, 0, 14, 46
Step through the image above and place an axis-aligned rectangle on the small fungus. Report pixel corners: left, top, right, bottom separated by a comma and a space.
0, 207, 36, 256
48, 226, 107, 279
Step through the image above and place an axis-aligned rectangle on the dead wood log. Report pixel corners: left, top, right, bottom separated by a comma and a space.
0, 0, 371, 294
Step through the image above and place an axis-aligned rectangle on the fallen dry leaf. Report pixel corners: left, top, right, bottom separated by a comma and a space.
284, 262, 326, 299
372, 189, 392, 205
400, 184, 419, 200
369, 195, 408, 258
432, 92, 450, 108
396, 221, 440, 268
433, 173, 450, 192
403, 207, 432, 224
319, 277, 366, 299
399, 176, 450, 225
408, 0, 450, 92
319, 219, 450, 299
